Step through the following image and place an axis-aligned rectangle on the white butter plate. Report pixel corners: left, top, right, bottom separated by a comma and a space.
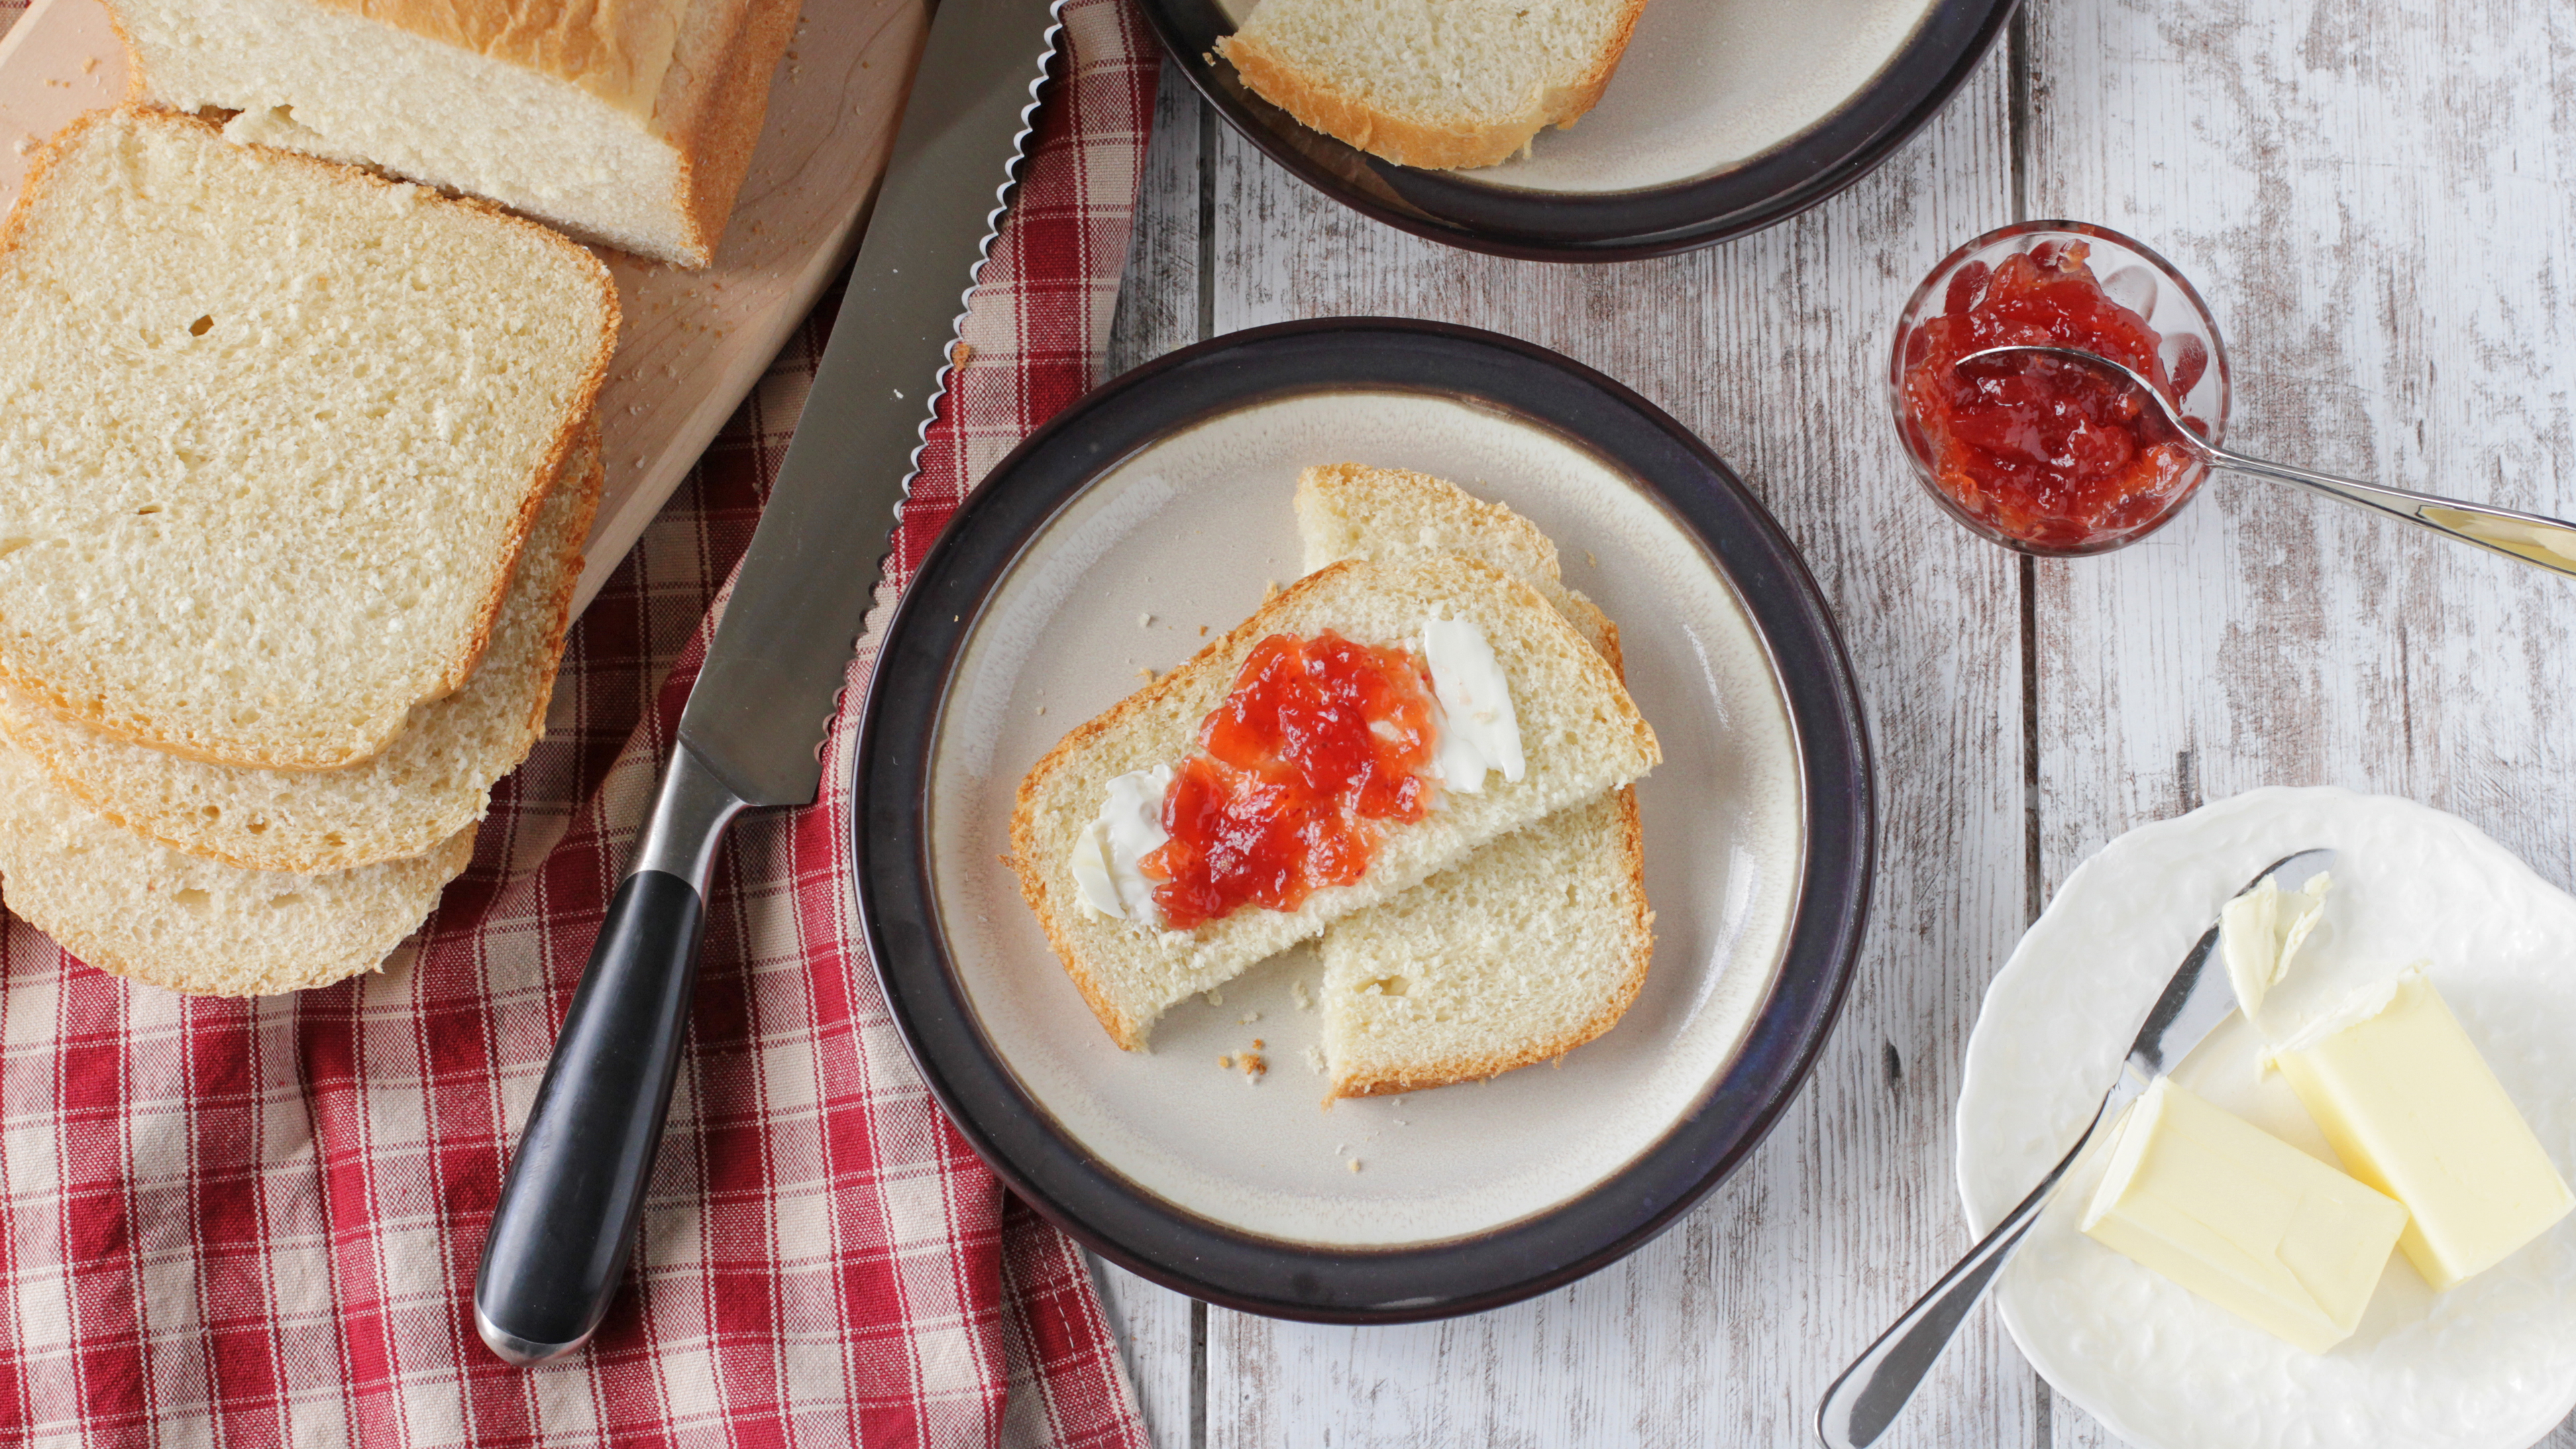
1957, 788, 2576, 1448
853, 319, 1872, 1320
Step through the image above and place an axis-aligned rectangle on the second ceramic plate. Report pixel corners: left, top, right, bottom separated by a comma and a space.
855, 319, 1872, 1319
1140, 0, 2018, 259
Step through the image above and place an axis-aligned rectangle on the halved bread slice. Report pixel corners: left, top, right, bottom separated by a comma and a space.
1216, 0, 1651, 170
1011, 553, 1660, 1050
1296, 464, 1651, 1099
0, 745, 473, 996
0, 424, 603, 873
0, 106, 617, 770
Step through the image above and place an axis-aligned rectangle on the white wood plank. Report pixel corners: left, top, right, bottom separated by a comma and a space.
1091, 1253, 1202, 1449
1199, 56, 2033, 1448
1091, 59, 1212, 1449
2027, 0, 2576, 1444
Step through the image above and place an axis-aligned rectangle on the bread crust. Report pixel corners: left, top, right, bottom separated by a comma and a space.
1326, 785, 1652, 1099
0, 818, 477, 996
1216, 0, 1652, 172
109, 0, 799, 267
0, 106, 619, 773
657, 0, 802, 266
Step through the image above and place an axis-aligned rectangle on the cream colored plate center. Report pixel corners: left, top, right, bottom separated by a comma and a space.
926, 390, 1806, 1246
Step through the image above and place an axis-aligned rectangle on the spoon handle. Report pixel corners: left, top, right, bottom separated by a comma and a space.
2212, 449, 2576, 579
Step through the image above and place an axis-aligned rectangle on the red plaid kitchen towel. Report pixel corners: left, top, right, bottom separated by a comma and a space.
0, 1, 1161, 1444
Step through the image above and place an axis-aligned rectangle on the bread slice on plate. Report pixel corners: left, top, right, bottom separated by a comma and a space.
1012, 553, 1660, 1051
0, 425, 603, 873
107, 0, 800, 267
1216, 0, 1652, 170
1296, 465, 1651, 1099
0, 106, 617, 771
0, 745, 473, 996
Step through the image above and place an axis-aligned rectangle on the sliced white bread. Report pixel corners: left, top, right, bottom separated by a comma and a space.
1012, 553, 1659, 1051
108, 0, 800, 267
1322, 791, 1649, 1097
1216, 0, 1651, 170
1295, 464, 1651, 1099
0, 745, 474, 996
0, 425, 602, 873
0, 106, 618, 771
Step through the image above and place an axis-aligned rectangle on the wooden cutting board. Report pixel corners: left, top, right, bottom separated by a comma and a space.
0, 0, 928, 614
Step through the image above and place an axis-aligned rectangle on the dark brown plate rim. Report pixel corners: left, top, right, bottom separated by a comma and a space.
850, 319, 1874, 1322
1134, 0, 2019, 261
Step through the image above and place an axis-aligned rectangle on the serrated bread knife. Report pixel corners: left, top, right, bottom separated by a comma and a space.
1815, 846, 2337, 1447
472, 0, 1065, 1366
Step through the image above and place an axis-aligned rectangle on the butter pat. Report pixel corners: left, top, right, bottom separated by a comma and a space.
1069, 765, 1175, 924
2219, 871, 2330, 1019
2082, 1078, 2406, 1353
2272, 967, 2574, 1291
1420, 614, 1523, 792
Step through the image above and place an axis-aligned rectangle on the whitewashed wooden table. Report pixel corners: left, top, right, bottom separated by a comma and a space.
1086, 1, 2576, 1444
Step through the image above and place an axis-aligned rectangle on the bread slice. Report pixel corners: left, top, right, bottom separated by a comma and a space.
1216, 0, 1651, 170
0, 106, 617, 770
1295, 465, 1651, 1099
0, 745, 474, 996
0, 425, 602, 873
1011, 553, 1660, 1050
108, 0, 799, 267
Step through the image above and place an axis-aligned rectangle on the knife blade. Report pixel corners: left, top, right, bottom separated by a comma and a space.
472, 0, 1067, 1366
1815, 845, 2338, 1448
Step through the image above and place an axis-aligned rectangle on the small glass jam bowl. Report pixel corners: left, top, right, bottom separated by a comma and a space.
1888, 220, 2234, 557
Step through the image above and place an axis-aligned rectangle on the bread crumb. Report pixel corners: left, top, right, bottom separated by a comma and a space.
1292, 979, 1312, 1010
1138, 612, 1154, 629
1036, 706, 1046, 715
950, 341, 973, 370
1218, 1054, 1234, 1069
1252, 1038, 1264, 1049
1346, 1158, 1362, 1173
1237, 1011, 1261, 1024
1586, 551, 1599, 567
1138, 667, 1157, 684
1198, 625, 1209, 637
82, 56, 101, 74
1203, 989, 1223, 1006
1240, 1052, 1266, 1079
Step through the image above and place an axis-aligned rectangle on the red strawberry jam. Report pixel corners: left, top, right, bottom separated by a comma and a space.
1902, 240, 2210, 551
1145, 631, 1439, 930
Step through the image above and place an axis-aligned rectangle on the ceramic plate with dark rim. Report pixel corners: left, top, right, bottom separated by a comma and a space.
1138, 0, 2017, 260
853, 320, 1871, 1321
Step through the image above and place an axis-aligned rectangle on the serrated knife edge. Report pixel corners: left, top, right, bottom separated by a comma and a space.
472, 0, 1069, 1366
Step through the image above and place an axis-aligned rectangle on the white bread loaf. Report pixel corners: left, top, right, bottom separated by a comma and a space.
0, 106, 617, 771
1295, 464, 1651, 1099
1216, 0, 1650, 170
0, 745, 474, 996
1012, 553, 1660, 1051
107, 0, 800, 267
0, 425, 603, 873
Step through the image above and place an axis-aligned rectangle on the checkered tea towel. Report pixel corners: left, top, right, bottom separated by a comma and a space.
0, 1, 1161, 1444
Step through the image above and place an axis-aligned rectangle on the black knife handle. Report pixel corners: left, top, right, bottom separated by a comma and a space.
474, 868, 707, 1363
474, 745, 751, 1366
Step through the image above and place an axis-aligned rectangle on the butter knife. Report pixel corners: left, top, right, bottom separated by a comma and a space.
472, 0, 1065, 1366
1815, 845, 2336, 1447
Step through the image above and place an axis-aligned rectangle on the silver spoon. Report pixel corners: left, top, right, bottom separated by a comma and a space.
1958, 344, 2576, 576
